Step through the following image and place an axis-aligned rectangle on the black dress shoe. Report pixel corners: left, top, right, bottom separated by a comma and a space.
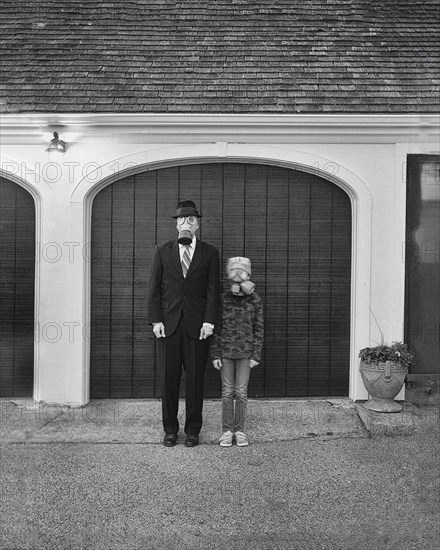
163, 433, 178, 447
184, 434, 199, 447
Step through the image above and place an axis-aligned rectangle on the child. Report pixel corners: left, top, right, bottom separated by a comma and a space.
211, 257, 264, 446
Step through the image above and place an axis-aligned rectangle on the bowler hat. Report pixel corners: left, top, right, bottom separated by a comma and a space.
172, 200, 202, 218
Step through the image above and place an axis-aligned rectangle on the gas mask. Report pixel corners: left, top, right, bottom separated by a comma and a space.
176, 215, 199, 245
227, 257, 256, 295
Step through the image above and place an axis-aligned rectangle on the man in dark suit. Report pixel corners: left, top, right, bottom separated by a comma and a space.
148, 200, 220, 447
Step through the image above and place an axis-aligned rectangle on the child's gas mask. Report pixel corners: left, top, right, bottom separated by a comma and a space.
227, 257, 255, 295
176, 215, 199, 245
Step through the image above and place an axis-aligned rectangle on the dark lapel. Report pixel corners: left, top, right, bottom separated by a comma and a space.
186, 239, 203, 277
171, 240, 184, 278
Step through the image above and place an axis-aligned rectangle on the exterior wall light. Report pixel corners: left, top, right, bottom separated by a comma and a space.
46, 131, 66, 152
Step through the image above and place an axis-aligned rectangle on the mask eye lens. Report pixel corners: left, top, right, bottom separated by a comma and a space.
177, 216, 196, 225
230, 269, 246, 278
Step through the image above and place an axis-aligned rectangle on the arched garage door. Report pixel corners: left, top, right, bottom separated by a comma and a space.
0, 177, 35, 397
90, 163, 351, 398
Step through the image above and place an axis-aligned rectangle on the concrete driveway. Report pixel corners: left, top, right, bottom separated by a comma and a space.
1, 398, 439, 550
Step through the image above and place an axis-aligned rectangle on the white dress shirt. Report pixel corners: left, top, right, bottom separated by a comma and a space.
178, 235, 214, 331
178, 234, 197, 262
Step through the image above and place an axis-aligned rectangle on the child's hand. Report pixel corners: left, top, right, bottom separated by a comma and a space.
213, 359, 223, 370
249, 360, 259, 369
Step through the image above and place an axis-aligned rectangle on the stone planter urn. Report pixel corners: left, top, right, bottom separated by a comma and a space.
360, 360, 408, 413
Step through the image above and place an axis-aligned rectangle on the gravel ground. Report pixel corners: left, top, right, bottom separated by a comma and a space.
1, 422, 439, 550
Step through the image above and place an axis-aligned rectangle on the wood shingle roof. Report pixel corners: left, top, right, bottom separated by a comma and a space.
1, 0, 439, 113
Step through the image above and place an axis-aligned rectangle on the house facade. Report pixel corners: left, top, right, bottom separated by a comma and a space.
1, 1, 439, 405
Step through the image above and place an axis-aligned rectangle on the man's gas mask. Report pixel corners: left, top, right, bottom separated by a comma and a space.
227, 257, 255, 295
176, 215, 199, 245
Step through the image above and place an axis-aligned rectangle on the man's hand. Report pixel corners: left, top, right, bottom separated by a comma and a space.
213, 359, 222, 370
199, 323, 214, 340
152, 322, 166, 338
249, 359, 259, 369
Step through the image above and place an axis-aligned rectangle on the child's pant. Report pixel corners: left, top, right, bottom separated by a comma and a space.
220, 358, 251, 432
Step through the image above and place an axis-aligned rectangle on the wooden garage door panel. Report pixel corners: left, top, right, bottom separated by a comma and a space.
0, 178, 35, 397
91, 163, 351, 398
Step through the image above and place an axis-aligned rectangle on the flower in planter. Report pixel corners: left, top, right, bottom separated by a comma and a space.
358, 342, 415, 370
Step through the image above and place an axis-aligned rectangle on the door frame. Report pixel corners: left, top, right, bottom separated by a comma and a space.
0, 167, 41, 398
73, 143, 373, 403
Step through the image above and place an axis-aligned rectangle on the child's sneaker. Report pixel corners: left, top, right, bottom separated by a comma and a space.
219, 431, 234, 447
234, 431, 249, 446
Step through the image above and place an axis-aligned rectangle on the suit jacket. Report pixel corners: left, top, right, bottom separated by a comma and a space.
147, 239, 220, 338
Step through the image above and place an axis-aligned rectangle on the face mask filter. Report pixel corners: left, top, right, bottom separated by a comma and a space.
240, 280, 256, 295
230, 280, 255, 295
177, 230, 193, 245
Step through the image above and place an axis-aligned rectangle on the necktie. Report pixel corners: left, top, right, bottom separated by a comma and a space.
181, 245, 191, 277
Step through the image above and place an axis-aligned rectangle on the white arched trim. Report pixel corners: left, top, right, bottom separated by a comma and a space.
0, 165, 43, 400
74, 143, 372, 402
